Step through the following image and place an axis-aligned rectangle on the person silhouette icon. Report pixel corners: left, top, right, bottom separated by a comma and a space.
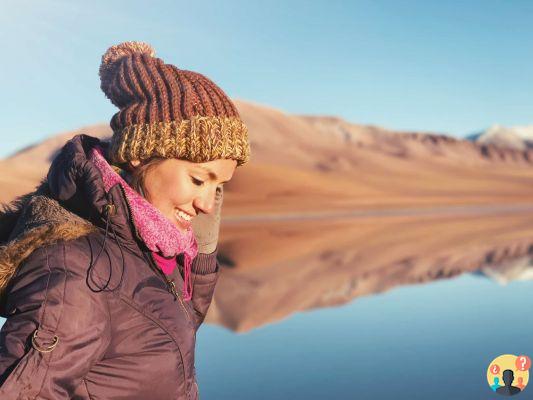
491, 377, 501, 391
496, 369, 522, 396
516, 377, 525, 391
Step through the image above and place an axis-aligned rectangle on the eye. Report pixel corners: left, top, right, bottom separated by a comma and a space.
191, 177, 204, 186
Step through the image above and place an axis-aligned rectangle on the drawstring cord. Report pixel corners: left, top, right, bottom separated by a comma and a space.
86, 203, 125, 293
109, 219, 126, 289
183, 253, 193, 301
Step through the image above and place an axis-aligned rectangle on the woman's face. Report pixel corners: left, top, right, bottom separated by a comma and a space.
132, 158, 237, 232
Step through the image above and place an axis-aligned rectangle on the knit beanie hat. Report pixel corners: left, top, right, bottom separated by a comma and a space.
99, 41, 251, 167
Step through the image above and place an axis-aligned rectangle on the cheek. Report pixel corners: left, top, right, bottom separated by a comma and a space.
145, 174, 193, 209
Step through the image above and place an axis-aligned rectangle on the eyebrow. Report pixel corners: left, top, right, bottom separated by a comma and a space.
195, 166, 230, 183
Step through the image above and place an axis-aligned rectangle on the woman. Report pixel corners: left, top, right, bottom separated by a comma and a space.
0, 41, 251, 399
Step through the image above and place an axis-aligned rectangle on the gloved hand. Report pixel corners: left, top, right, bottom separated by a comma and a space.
191, 185, 223, 254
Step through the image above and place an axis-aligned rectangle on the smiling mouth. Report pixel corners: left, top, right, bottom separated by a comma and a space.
174, 209, 193, 228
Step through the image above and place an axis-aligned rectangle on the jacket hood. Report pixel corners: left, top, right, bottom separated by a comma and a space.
0, 183, 97, 297
0, 134, 136, 298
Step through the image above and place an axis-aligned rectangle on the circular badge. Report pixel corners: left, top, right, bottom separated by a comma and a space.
487, 354, 530, 396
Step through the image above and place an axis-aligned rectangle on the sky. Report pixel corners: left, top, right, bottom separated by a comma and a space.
1, 0, 532, 158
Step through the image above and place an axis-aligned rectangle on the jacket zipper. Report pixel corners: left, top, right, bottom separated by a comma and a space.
113, 183, 194, 392
117, 184, 192, 323
144, 251, 192, 323
143, 251, 197, 396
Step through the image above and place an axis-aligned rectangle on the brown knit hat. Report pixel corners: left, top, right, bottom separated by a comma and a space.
99, 41, 251, 167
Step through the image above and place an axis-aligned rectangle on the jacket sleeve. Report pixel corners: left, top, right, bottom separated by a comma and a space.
187, 247, 220, 331
0, 242, 111, 399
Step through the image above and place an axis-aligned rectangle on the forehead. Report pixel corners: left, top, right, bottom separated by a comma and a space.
186, 159, 237, 181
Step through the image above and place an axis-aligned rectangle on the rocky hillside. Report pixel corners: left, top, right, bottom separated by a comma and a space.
3, 100, 533, 213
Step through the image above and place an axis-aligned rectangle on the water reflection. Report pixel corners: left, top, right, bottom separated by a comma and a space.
196, 272, 533, 399
474, 255, 533, 285
209, 211, 533, 332
193, 211, 533, 398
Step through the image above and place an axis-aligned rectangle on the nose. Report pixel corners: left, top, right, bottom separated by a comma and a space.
193, 188, 217, 215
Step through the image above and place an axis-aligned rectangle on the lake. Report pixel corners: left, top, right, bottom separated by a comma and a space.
196, 270, 533, 399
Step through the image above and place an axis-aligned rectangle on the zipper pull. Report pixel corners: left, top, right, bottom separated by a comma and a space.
167, 279, 179, 300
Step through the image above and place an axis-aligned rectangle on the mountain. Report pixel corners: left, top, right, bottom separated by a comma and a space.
4, 100, 533, 212
466, 124, 533, 151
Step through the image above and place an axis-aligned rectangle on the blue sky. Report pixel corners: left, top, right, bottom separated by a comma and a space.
1, 0, 532, 157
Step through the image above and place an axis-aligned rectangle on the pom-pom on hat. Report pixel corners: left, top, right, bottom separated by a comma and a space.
99, 41, 251, 167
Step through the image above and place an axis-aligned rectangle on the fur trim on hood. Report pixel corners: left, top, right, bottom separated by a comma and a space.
0, 180, 97, 297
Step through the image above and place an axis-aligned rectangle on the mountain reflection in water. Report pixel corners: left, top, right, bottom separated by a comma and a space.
193, 211, 533, 399
197, 271, 532, 399
207, 210, 533, 332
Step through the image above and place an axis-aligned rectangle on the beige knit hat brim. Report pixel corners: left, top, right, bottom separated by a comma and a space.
109, 115, 251, 166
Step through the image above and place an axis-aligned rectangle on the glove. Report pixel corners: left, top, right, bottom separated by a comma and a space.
191, 185, 223, 254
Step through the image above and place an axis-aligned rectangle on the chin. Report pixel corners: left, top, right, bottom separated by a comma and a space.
174, 220, 190, 233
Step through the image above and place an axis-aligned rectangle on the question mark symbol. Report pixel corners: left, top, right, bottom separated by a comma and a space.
515, 355, 531, 371
491, 364, 500, 374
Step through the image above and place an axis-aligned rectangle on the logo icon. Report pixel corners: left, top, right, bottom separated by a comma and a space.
487, 354, 530, 396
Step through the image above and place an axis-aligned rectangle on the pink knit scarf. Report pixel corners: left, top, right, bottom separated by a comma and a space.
89, 146, 198, 301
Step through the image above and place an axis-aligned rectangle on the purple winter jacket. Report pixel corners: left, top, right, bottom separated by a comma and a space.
0, 134, 220, 399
